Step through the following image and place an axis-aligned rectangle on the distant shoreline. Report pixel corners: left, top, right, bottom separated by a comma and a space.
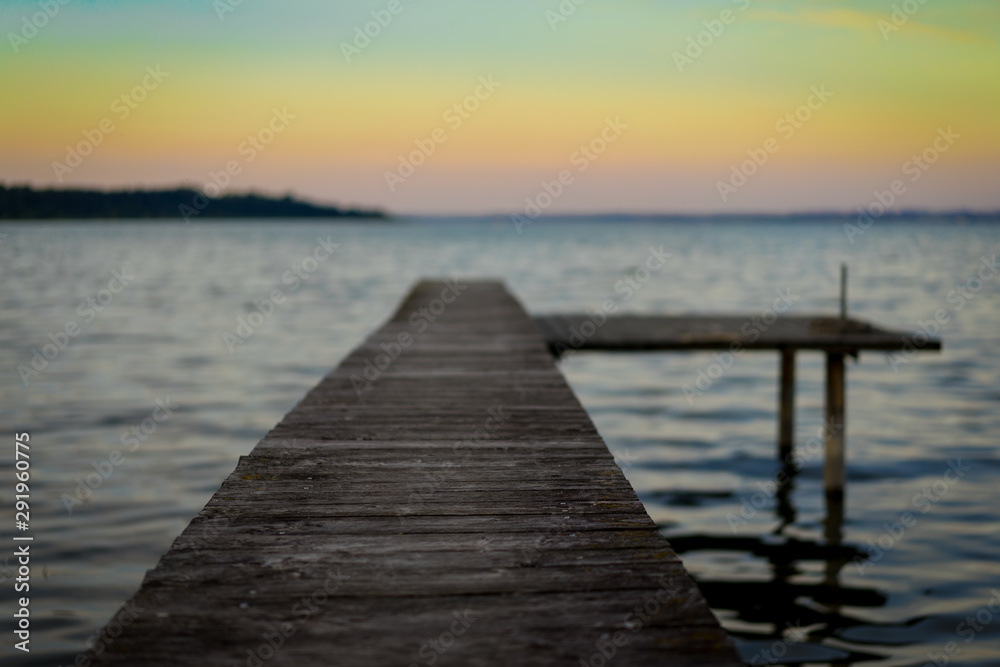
404, 211, 1000, 223
0, 184, 387, 220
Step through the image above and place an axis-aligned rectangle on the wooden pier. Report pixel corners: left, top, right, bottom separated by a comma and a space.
89, 280, 742, 666
533, 311, 941, 499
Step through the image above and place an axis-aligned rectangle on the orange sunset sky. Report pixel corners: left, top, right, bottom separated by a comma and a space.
1, 0, 998, 214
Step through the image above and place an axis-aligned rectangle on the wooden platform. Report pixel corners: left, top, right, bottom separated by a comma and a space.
533, 311, 942, 500
533, 313, 941, 354
89, 280, 742, 666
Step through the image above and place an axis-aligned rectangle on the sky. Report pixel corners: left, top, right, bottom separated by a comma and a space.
1, 0, 998, 215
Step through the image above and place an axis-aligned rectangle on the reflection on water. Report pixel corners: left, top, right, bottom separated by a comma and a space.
566, 337, 1000, 665
669, 462, 890, 665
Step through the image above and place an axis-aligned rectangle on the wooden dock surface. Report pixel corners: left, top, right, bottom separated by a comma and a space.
90, 280, 742, 666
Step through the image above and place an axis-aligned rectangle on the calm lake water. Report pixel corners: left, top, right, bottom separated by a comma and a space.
1, 218, 998, 666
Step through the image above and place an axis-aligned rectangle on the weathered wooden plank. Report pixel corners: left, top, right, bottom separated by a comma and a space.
166, 529, 675, 560
90, 591, 730, 667
138, 561, 695, 595
183, 513, 661, 535
88, 280, 742, 666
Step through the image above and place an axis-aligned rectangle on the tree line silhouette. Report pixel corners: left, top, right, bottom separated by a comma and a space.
0, 184, 385, 220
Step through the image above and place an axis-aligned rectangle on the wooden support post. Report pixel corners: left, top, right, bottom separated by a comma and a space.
824, 352, 846, 499
840, 264, 848, 320
778, 348, 796, 466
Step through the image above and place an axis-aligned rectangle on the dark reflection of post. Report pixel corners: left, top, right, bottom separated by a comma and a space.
767, 459, 800, 603
824, 492, 846, 595
773, 459, 798, 535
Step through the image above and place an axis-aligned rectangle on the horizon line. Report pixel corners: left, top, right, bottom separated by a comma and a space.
398, 209, 1000, 220
3, 182, 999, 220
